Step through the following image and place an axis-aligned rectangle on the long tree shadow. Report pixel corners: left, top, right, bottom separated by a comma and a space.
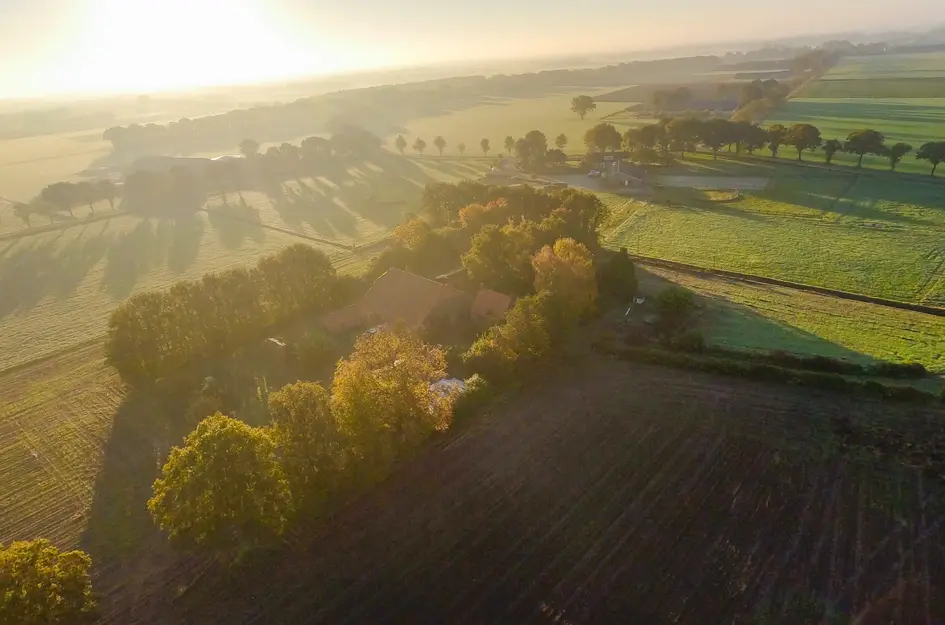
101, 220, 164, 298
206, 201, 267, 250
167, 213, 206, 274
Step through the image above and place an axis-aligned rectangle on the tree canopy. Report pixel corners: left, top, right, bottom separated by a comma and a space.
584, 123, 622, 153
785, 123, 822, 161
0, 539, 97, 624
917, 142, 945, 176
532, 238, 598, 320
331, 330, 452, 482
412, 137, 427, 155
148, 413, 292, 553
433, 136, 447, 156
844, 129, 886, 167
394, 134, 408, 155
570, 95, 597, 120
480, 138, 491, 156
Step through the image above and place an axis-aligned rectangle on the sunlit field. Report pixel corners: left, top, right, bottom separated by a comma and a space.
0, 130, 112, 202
388, 90, 630, 157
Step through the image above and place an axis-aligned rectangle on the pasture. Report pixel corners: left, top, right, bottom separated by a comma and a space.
388, 90, 630, 156
766, 51, 945, 173
638, 265, 945, 375
0, 130, 112, 202
604, 155, 945, 305
96, 355, 945, 623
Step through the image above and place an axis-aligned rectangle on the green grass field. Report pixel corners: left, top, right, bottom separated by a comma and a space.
388, 90, 630, 156
605, 154, 945, 306
815, 52, 945, 80
637, 266, 945, 377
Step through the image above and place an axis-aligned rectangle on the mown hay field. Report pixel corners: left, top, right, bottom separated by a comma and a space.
387, 90, 630, 157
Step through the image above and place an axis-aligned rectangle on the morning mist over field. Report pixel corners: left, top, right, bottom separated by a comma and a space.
0, 0, 943, 97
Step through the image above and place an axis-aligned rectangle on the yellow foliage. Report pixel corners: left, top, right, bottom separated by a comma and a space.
532, 237, 597, 319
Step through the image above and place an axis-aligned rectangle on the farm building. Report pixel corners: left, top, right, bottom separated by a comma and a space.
471, 289, 513, 323
319, 268, 471, 334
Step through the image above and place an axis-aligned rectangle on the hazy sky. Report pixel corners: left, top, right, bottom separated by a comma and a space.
0, 0, 941, 98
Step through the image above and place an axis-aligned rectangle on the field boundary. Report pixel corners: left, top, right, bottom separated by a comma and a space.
627, 253, 945, 318
0, 209, 122, 243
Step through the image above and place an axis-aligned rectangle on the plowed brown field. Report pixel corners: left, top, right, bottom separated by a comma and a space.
98, 355, 945, 624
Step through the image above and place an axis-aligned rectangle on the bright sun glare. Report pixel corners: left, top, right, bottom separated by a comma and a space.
71, 0, 334, 94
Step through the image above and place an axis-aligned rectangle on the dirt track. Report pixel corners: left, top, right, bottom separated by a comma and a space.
102, 356, 945, 624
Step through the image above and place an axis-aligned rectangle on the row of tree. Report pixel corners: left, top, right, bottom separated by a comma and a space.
149, 329, 457, 554
106, 244, 344, 384
11, 180, 118, 226
582, 119, 945, 173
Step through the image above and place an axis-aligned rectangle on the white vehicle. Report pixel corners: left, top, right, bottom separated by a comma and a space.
587, 170, 601, 178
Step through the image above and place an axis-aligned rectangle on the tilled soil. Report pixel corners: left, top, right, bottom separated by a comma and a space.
102, 356, 945, 624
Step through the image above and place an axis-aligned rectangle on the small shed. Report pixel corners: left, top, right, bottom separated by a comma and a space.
471, 289, 513, 324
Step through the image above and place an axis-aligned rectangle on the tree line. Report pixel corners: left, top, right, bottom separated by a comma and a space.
581, 118, 945, 173
106, 244, 346, 385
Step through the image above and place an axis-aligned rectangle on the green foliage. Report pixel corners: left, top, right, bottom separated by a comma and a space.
584, 123, 622, 153
555, 133, 568, 151
514, 130, 548, 170
844, 129, 886, 167
463, 291, 558, 381
0, 539, 97, 624
885, 142, 913, 170
916, 141, 945, 175
822, 138, 843, 164
463, 222, 537, 296
766, 123, 787, 157
656, 286, 695, 333
148, 413, 291, 553
269, 382, 347, 514
596, 248, 638, 305
331, 330, 452, 482
570, 95, 597, 120
452, 374, 495, 423
785, 123, 822, 161
106, 244, 339, 385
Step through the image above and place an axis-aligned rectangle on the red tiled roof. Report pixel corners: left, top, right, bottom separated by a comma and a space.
471, 289, 512, 320
361, 268, 467, 329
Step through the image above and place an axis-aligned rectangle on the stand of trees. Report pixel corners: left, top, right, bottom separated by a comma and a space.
149, 330, 456, 555
0, 539, 97, 624
106, 244, 342, 385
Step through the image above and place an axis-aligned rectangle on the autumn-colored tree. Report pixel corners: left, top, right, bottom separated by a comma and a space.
393, 216, 433, 250
571, 95, 597, 120
463, 291, 556, 380
148, 413, 291, 553
269, 382, 348, 514
433, 136, 447, 156
331, 330, 453, 482
532, 238, 598, 320
0, 539, 97, 624
462, 221, 538, 295
394, 134, 408, 155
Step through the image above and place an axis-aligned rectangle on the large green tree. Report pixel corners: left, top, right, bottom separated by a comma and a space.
584, 123, 622, 153
504, 136, 515, 155
412, 137, 426, 155
570, 95, 597, 120
0, 539, 97, 624
480, 138, 491, 156
667, 118, 701, 157
698, 118, 731, 160
239, 138, 260, 158
269, 382, 348, 514
555, 133, 568, 151
514, 130, 548, 170
785, 123, 822, 161
822, 139, 843, 164
463, 222, 538, 295
532, 238, 598, 320
148, 413, 292, 553
916, 141, 945, 176
885, 142, 913, 171
766, 124, 787, 158
844, 129, 885, 167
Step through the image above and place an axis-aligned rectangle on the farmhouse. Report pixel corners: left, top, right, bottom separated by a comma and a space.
320, 268, 471, 334
471, 289, 513, 323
